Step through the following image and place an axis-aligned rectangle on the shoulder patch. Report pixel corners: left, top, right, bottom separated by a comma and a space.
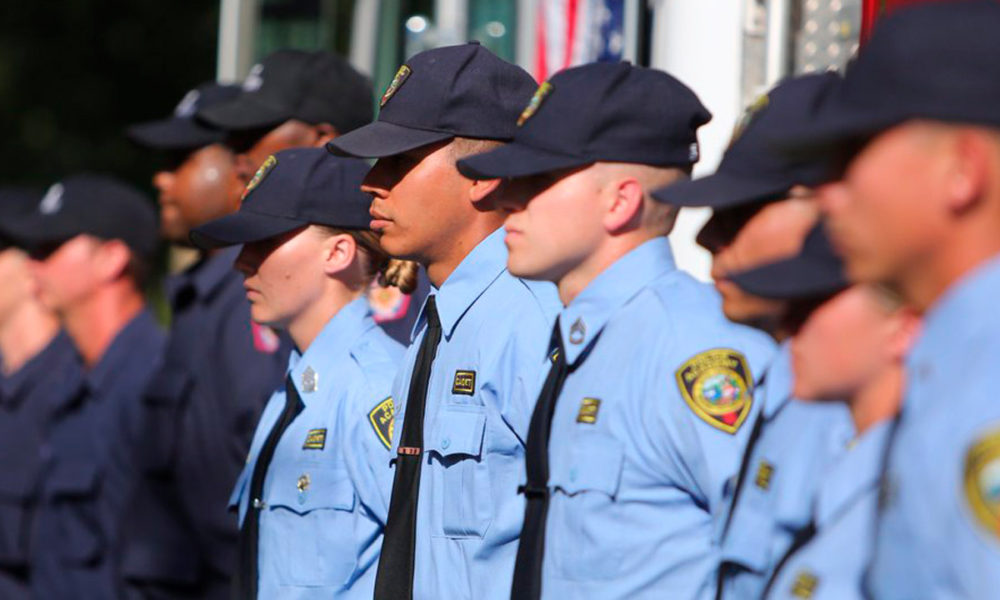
963, 428, 1000, 538
380, 64, 411, 107
251, 322, 281, 354
577, 398, 601, 424
242, 154, 277, 203
517, 82, 553, 127
675, 348, 753, 434
452, 370, 476, 395
368, 397, 394, 450
302, 428, 327, 450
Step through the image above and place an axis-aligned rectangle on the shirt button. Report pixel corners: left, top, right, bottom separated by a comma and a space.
252, 498, 265, 509
441, 438, 451, 450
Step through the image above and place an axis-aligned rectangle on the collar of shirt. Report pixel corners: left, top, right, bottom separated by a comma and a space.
0, 331, 78, 406
814, 418, 893, 526
286, 296, 374, 404
411, 227, 508, 342
165, 246, 241, 307
86, 308, 160, 396
557, 237, 677, 365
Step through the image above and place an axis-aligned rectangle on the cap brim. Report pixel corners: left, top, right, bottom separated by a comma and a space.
773, 104, 905, 156
730, 255, 849, 300
326, 121, 454, 159
0, 214, 80, 252
457, 142, 591, 179
127, 117, 225, 150
197, 96, 291, 131
189, 210, 306, 250
654, 170, 796, 209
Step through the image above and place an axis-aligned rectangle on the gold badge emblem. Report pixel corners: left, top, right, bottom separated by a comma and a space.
963, 428, 1000, 538
368, 397, 394, 450
302, 428, 327, 450
380, 65, 412, 107
517, 82, 553, 127
452, 371, 476, 396
675, 349, 753, 434
576, 398, 601, 424
728, 93, 770, 149
755, 459, 775, 491
241, 154, 277, 203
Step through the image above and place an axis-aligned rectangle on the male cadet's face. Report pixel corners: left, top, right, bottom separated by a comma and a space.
500, 166, 604, 282
29, 235, 104, 314
706, 194, 819, 325
818, 123, 953, 286
0, 247, 35, 321
153, 143, 239, 243
230, 120, 327, 185
362, 141, 469, 261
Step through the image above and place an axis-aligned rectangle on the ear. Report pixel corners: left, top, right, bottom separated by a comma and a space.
468, 177, 502, 207
322, 233, 357, 277
312, 122, 339, 148
947, 129, 991, 214
887, 307, 921, 362
603, 177, 644, 234
93, 239, 133, 283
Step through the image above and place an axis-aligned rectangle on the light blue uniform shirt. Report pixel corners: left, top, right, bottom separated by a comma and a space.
764, 420, 891, 600
715, 343, 855, 600
537, 238, 776, 599
869, 254, 1000, 599
230, 298, 403, 599
390, 228, 560, 600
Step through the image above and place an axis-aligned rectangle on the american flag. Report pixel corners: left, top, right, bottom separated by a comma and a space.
534, 0, 626, 82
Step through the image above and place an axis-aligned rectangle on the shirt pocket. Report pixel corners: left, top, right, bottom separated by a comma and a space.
45, 460, 104, 565
140, 366, 192, 473
547, 434, 626, 581
264, 466, 358, 587
426, 405, 491, 538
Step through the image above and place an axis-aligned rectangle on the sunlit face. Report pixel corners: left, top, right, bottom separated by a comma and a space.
361, 141, 471, 262
707, 195, 818, 326
234, 226, 330, 329
791, 285, 899, 401
0, 247, 35, 323
153, 143, 240, 243
229, 120, 320, 185
497, 166, 606, 282
817, 122, 952, 286
29, 235, 105, 314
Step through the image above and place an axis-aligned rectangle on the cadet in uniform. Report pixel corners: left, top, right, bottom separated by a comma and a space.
196, 49, 428, 345
654, 74, 856, 599
190, 147, 416, 599
0, 188, 83, 599
328, 43, 561, 600
458, 61, 775, 598
728, 226, 917, 599
777, 2, 1000, 596
120, 82, 290, 598
0, 176, 166, 598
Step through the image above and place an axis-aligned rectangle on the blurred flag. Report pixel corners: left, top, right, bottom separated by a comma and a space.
535, 0, 625, 81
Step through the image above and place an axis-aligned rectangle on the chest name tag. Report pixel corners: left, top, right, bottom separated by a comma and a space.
369, 397, 394, 450
452, 370, 476, 396
576, 398, 601, 424
302, 429, 327, 450
675, 348, 753, 435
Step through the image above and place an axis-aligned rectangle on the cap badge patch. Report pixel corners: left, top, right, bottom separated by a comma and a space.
242, 154, 278, 202
963, 428, 1000, 538
568, 318, 586, 345
517, 82, 553, 127
301, 366, 318, 393
577, 398, 601, 424
755, 459, 775, 491
243, 63, 264, 92
380, 64, 412, 108
174, 89, 200, 118
39, 183, 64, 215
368, 397, 394, 450
675, 348, 753, 434
452, 370, 476, 396
728, 93, 770, 148
302, 428, 327, 450
790, 570, 819, 598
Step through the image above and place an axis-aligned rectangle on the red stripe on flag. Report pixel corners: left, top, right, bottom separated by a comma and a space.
564, 0, 579, 71
536, 1, 548, 81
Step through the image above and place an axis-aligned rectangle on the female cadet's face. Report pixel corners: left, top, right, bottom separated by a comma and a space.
234, 226, 328, 329
790, 285, 899, 402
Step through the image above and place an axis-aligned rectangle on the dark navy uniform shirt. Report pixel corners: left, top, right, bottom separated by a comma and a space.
120, 247, 289, 599
0, 332, 82, 599
31, 309, 165, 599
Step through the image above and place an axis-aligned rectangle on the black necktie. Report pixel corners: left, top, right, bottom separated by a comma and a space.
511, 320, 569, 600
374, 296, 443, 600
234, 374, 304, 600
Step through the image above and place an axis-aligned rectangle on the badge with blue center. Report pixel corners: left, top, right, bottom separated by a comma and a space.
675, 348, 752, 434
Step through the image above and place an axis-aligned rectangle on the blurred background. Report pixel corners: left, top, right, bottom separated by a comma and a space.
0, 0, 867, 279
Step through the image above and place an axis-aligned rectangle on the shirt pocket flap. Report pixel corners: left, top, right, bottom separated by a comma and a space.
427, 407, 486, 459
550, 435, 625, 497
266, 467, 356, 515
47, 460, 101, 497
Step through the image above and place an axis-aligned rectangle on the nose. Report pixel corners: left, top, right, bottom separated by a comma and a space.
234, 244, 258, 277
152, 170, 174, 200
361, 161, 391, 198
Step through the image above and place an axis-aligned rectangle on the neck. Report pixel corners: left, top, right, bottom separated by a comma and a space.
288, 288, 360, 353
0, 301, 60, 376
425, 217, 505, 288
64, 284, 145, 368
847, 363, 904, 434
558, 233, 652, 306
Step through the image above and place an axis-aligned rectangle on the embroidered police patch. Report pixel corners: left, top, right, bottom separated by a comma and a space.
675, 349, 753, 434
755, 459, 774, 490
517, 82, 553, 127
963, 428, 1000, 538
790, 570, 819, 598
242, 154, 277, 202
302, 428, 327, 450
380, 65, 411, 107
368, 397, 394, 450
452, 371, 476, 395
576, 398, 601, 424
728, 92, 770, 149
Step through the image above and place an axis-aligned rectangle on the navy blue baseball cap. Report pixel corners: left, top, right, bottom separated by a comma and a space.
729, 223, 849, 299
327, 42, 537, 158
0, 175, 158, 258
197, 50, 373, 134
456, 61, 711, 179
776, 0, 1000, 152
127, 82, 241, 150
190, 148, 372, 249
653, 73, 839, 209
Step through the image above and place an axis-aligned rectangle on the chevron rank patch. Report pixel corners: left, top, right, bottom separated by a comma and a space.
675, 349, 753, 434
577, 398, 601, 424
242, 154, 277, 202
452, 370, 476, 395
369, 397, 394, 450
517, 82, 553, 126
380, 64, 411, 107
963, 428, 1000, 538
302, 428, 327, 450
